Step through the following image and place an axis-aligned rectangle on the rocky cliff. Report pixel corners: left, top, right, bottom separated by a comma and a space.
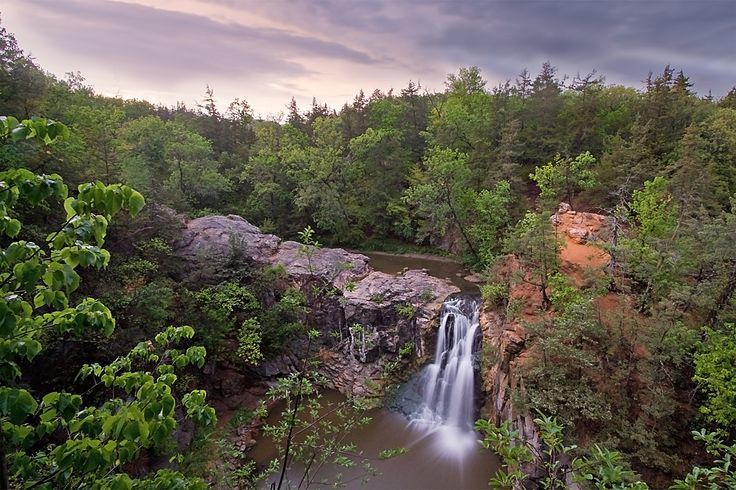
478, 203, 611, 478
173, 215, 459, 400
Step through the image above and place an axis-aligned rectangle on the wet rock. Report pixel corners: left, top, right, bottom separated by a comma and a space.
463, 273, 484, 284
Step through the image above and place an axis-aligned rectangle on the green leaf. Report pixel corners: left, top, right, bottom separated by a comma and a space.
128, 191, 145, 217
6, 218, 21, 237
0, 387, 38, 424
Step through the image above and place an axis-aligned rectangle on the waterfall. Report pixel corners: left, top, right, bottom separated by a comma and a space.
417, 296, 480, 431
387, 295, 483, 459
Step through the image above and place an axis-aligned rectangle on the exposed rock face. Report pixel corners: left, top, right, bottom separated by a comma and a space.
329, 270, 458, 395
479, 306, 539, 461
173, 215, 458, 398
273, 240, 369, 287
344, 269, 455, 358
174, 214, 370, 285
177, 215, 280, 264
248, 269, 458, 397
553, 203, 611, 287
478, 203, 611, 482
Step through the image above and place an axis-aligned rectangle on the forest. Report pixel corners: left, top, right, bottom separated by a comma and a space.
2, 16, 736, 490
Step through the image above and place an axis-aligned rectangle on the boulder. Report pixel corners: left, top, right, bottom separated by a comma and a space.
343, 270, 459, 360
558, 202, 572, 214
273, 240, 369, 287
174, 215, 369, 286
176, 215, 280, 264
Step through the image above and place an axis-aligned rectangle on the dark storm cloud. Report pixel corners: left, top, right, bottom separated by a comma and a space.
202, 0, 735, 93
414, 0, 735, 92
20, 0, 380, 85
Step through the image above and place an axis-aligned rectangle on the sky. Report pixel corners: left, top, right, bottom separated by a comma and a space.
3, 0, 735, 117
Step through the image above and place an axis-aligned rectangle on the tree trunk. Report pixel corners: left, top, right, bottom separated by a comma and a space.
444, 186, 479, 262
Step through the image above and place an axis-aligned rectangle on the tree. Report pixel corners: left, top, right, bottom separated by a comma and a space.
64, 104, 125, 182
428, 67, 494, 187
118, 116, 231, 210
504, 211, 561, 308
401, 146, 479, 259
519, 277, 611, 427
614, 176, 694, 312
0, 117, 216, 488
240, 120, 305, 234
695, 199, 736, 327
694, 323, 736, 430
224, 97, 256, 159
519, 63, 565, 167
348, 127, 410, 236
561, 71, 606, 156
530, 151, 597, 210
670, 108, 736, 214
0, 23, 47, 118
469, 181, 512, 267
290, 116, 364, 241
478, 416, 736, 489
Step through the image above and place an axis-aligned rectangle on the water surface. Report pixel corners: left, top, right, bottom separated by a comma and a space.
362, 251, 480, 293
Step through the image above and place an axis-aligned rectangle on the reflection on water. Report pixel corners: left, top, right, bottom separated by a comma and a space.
254, 391, 499, 490
361, 252, 480, 293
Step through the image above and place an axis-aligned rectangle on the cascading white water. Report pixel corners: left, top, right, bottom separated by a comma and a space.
418, 296, 480, 431
388, 295, 483, 460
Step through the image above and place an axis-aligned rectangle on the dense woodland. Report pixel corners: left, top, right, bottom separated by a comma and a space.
2, 18, 736, 489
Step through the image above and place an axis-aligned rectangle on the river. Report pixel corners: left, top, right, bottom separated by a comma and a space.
252, 252, 499, 489
361, 251, 481, 293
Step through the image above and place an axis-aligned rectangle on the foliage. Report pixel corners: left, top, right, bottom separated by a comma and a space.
671, 430, 736, 489
530, 151, 597, 210
395, 303, 416, 319
0, 157, 214, 487
476, 414, 647, 489
613, 176, 692, 311
400, 146, 511, 266
480, 281, 508, 306
263, 374, 375, 489
190, 281, 259, 354
478, 416, 736, 489
236, 317, 264, 365
504, 211, 561, 308
694, 323, 736, 429
4, 25, 736, 486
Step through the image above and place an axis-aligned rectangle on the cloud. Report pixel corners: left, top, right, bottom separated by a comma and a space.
414, 0, 735, 92
3, 0, 734, 113
198, 0, 736, 94
15, 0, 380, 86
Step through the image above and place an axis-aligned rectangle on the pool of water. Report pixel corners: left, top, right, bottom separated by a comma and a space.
250, 252, 497, 489
361, 251, 480, 293
252, 390, 499, 490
